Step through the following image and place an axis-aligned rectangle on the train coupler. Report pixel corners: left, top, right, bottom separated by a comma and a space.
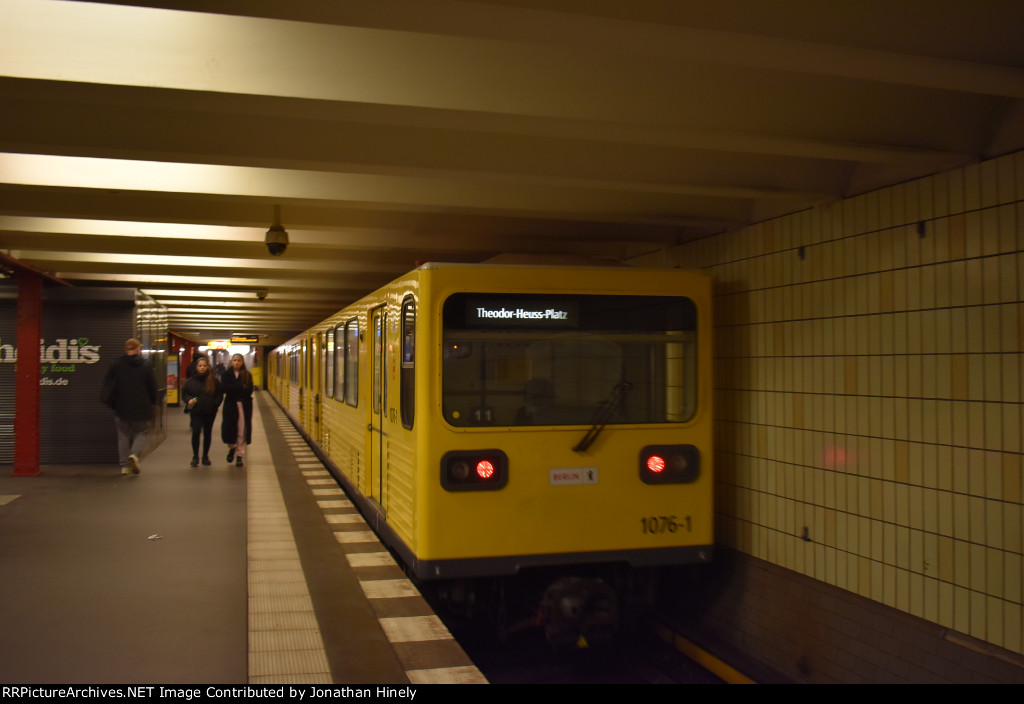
538, 576, 619, 647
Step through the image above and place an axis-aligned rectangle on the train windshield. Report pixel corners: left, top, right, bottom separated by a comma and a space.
442, 293, 697, 427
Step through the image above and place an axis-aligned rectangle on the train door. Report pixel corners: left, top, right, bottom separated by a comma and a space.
368, 305, 388, 515
299, 339, 308, 424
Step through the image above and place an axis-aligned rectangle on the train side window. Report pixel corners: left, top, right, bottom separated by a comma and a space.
334, 323, 344, 402
324, 329, 335, 399
400, 297, 415, 429
344, 318, 359, 407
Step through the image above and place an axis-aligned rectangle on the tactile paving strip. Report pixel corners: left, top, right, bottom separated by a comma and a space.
265, 402, 487, 685
247, 399, 333, 684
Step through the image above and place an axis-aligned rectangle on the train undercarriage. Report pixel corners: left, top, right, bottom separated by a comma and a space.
426, 563, 662, 647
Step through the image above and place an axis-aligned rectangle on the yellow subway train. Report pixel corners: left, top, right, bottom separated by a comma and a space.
269, 263, 713, 641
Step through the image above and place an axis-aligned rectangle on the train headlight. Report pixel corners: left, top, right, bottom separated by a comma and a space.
442, 450, 508, 491
451, 460, 470, 481
640, 444, 699, 484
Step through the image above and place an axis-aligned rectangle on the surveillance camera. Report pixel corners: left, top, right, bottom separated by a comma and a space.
265, 224, 288, 256
256, 289, 268, 301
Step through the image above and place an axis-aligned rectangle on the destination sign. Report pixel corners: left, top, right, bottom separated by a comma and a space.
231, 335, 260, 344
466, 299, 579, 327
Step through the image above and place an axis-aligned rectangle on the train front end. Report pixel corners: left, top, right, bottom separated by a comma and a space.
414, 265, 714, 642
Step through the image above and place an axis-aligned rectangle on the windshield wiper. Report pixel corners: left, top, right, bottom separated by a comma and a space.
573, 382, 631, 453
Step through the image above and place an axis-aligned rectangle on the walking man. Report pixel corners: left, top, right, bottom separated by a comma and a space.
102, 338, 157, 474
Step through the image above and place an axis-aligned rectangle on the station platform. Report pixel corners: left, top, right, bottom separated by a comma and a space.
0, 391, 486, 685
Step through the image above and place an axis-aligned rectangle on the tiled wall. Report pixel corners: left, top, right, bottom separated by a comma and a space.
632, 151, 1024, 671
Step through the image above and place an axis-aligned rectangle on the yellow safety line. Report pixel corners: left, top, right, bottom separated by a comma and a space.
654, 624, 757, 684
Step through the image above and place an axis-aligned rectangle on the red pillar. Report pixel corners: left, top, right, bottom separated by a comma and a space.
13, 272, 42, 477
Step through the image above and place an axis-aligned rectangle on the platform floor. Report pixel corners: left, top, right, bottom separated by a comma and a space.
0, 391, 485, 685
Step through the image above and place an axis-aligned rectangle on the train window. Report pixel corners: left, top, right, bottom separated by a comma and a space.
324, 329, 335, 399
302, 340, 309, 387
334, 323, 344, 402
344, 318, 359, 407
372, 312, 383, 415
441, 293, 698, 427
401, 296, 415, 429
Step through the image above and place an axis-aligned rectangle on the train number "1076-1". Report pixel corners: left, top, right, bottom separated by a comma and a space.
640, 515, 692, 534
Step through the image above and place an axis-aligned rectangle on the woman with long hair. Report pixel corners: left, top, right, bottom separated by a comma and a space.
182, 356, 223, 466
221, 353, 254, 467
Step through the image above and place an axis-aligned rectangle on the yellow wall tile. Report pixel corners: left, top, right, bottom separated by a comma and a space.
883, 563, 897, 607
936, 219, 953, 266
924, 575, 939, 622
970, 543, 987, 591
858, 554, 872, 598
1005, 551, 1021, 603
965, 258, 984, 305
986, 451, 1005, 500
982, 206, 1002, 257
1004, 602, 1022, 655
897, 567, 911, 612
986, 497, 1004, 550
948, 214, 966, 259
968, 402, 986, 448
987, 545, 1004, 599
955, 539, 971, 587
937, 445, 954, 493
954, 584, 971, 634
985, 403, 1003, 450
939, 535, 955, 582
866, 557, 880, 602
970, 590, 987, 640
1004, 502, 1021, 553
923, 487, 939, 533
987, 596, 1003, 648
938, 487, 954, 536
910, 526, 924, 573
938, 581, 955, 629
996, 154, 1016, 205
908, 354, 924, 399
909, 571, 925, 618
951, 355, 969, 399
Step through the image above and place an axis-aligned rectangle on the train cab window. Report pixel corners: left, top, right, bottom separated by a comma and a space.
441, 293, 698, 427
344, 318, 359, 407
324, 329, 335, 399
400, 297, 415, 429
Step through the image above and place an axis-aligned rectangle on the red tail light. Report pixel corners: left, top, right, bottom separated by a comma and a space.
646, 455, 666, 473
442, 450, 508, 491
476, 460, 495, 479
640, 445, 700, 484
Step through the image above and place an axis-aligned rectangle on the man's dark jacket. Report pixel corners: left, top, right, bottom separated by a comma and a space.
103, 354, 157, 421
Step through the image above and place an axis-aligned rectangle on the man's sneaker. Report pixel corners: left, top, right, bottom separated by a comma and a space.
121, 465, 132, 475
128, 454, 141, 474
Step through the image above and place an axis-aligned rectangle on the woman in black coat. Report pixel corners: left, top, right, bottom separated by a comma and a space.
183, 357, 223, 467
221, 353, 254, 467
